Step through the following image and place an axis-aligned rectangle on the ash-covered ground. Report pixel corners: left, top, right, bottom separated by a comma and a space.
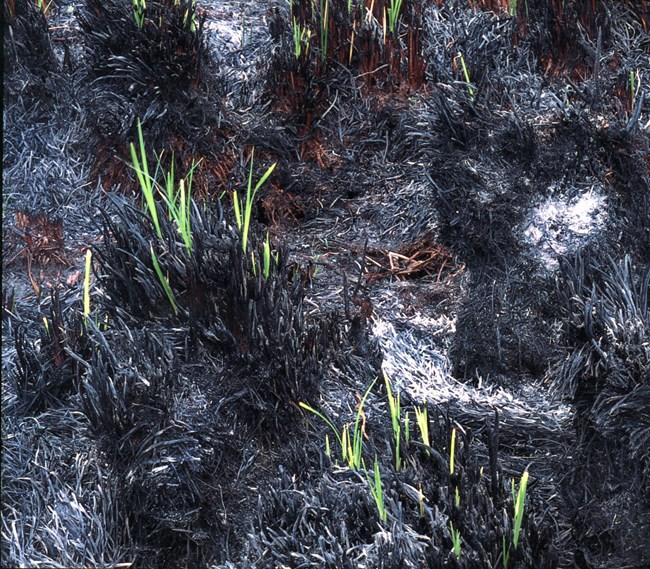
3, 0, 649, 567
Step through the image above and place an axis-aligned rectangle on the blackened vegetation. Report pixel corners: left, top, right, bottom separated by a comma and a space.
95, 194, 363, 407
248, 411, 560, 569
551, 253, 650, 567
3, 0, 55, 79
267, 0, 427, 150
78, 0, 230, 192
3, 0, 650, 568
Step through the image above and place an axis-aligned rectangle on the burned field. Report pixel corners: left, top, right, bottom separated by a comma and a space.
2, 0, 649, 567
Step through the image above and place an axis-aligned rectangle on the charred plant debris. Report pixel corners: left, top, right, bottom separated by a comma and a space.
78, 0, 231, 192
3, 0, 650, 567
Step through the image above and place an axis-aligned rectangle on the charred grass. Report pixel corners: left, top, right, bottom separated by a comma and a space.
3, 0, 649, 567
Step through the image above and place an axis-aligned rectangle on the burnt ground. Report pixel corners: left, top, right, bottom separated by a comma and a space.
2, 0, 649, 567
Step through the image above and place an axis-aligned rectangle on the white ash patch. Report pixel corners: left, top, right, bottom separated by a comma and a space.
523, 186, 607, 271
373, 316, 571, 430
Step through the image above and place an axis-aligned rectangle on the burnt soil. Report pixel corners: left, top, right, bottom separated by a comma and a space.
2, 0, 649, 568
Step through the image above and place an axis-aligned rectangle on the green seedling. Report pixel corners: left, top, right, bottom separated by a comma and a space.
83, 249, 92, 322
449, 426, 456, 474
150, 245, 178, 314
233, 148, 276, 253
503, 468, 530, 568
456, 52, 474, 100
292, 17, 311, 59
450, 521, 461, 559
130, 119, 161, 238
133, 0, 146, 27
300, 376, 377, 469
319, 0, 329, 62
365, 455, 387, 523
455, 486, 460, 508
384, 371, 402, 471
263, 232, 272, 280
414, 404, 429, 453
131, 121, 199, 257
386, 0, 403, 35
512, 469, 529, 549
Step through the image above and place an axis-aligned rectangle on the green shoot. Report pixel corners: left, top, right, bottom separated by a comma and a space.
133, 0, 146, 28
299, 401, 343, 449
512, 469, 529, 549
456, 52, 474, 100
250, 251, 257, 277
319, 0, 329, 62
414, 404, 430, 452
292, 17, 311, 59
83, 249, 92, 321
299, 376, 377, 469
386, 0, 403, 36
450, 426, 456, 475
325, 434, 330, 458
347, 376, 377, 469
365, 455, 387, 523
449, 521, 461, 559
150, 245, 178, 314
508, 0, 517, 17
455, 486, 460, 508
384, 371, 402, 471
34, 0, 53, 15
233, 148, 276, 253
131, 121, 199, 257
263, 232, 272, 280
130, 119, 161, 239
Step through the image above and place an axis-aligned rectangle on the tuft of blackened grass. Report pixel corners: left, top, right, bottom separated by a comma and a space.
243, 408, 562, 569
77, 0, 228, 188
3, 0, 57, 86
552, 252, 649, 460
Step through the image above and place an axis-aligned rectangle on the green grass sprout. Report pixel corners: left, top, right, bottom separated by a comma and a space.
130, 119, 161, 239
263, 232, 272, 280
292, 17, 311, 59
450, 426, 456, 475
414, 404, 430, 453
386, 0, 404, 36
300, 376, 377, 469
365, 455, 387, 523
513, 469, 529, 549
131, 121, 199, 257
150, 244, 178, 314
299, 401, 343, 449
319, 0, 329, 62
450, 521, 462, 558
83, 249, 92, 322
233, 148, 276, 253
133, 0, 146, 28
456, 52, 474, 100
503, 535, 511, 569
